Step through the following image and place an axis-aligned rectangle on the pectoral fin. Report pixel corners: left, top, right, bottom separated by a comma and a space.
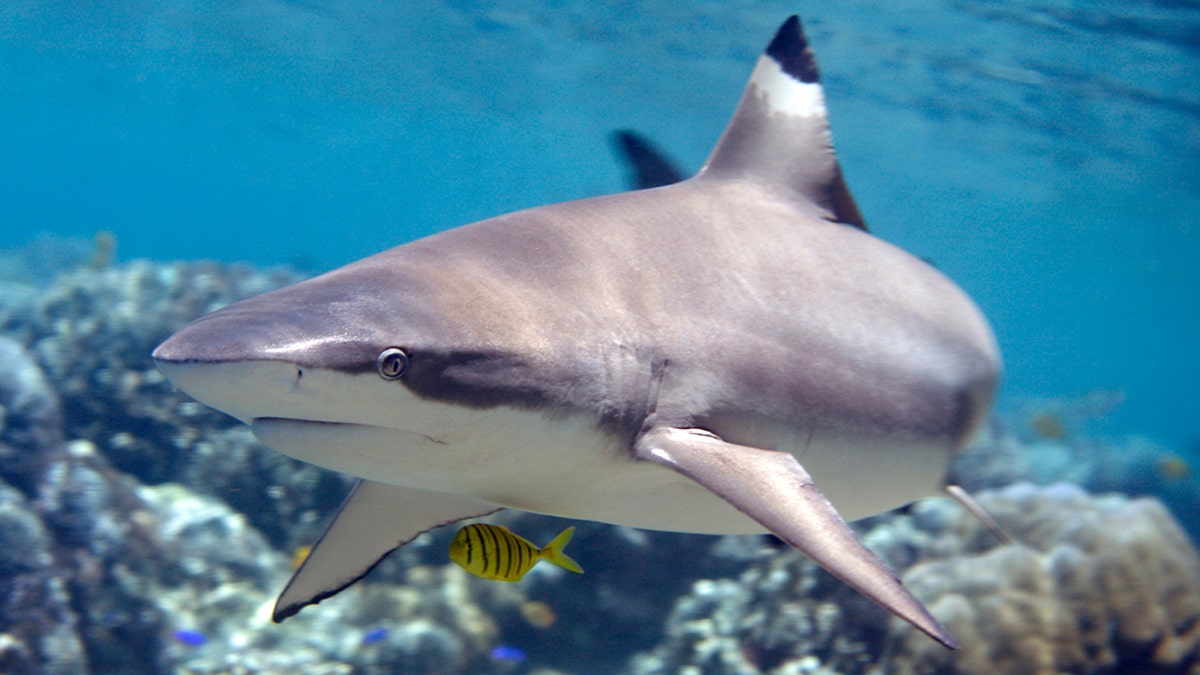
634, 426, 958, 649
274, 480, 499, 621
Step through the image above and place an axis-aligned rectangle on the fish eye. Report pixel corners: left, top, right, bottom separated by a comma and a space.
376, 348, 409, 380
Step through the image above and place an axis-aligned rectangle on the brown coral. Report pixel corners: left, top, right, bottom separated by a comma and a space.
892, 483, 1200, 675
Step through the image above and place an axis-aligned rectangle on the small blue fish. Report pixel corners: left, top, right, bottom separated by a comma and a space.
172, 629, 207, 647
362, 627, 389, 645
490, 645, 527, 662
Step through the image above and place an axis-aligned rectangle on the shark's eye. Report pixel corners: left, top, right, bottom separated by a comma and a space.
376, 348, 410, 380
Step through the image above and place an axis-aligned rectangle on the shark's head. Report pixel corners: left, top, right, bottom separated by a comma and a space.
152, 232, 649, 498
153, 247, 540, 467
155, 255, 413, 422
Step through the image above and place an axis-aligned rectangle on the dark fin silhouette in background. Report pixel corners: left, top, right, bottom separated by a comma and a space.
611, 129, 686, 190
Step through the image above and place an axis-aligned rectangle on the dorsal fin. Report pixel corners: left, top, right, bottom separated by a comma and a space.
697, 16, 867, 231
611, 129, 686, 190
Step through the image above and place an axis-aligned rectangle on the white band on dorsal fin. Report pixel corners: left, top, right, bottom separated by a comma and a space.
749, 54, 828, 120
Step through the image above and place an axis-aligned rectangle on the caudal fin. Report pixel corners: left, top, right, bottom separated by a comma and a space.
541, 526, 584, 574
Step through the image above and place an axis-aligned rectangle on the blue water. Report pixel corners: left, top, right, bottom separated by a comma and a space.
1, 1, 1197, 450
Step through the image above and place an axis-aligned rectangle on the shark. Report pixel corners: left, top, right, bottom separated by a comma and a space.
153, 16, 999, 649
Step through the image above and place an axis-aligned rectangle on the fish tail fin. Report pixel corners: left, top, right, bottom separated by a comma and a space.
541, 526, 584, 574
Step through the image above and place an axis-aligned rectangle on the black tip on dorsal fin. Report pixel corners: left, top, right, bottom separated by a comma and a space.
696, 16, 868, 232
766, 16, 820, 84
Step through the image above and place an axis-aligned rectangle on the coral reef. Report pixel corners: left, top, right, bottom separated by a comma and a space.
893, 483, 1200, 674
625, 483, 1200, 675
621, 555, 874, 675
0, 336, 64, 493
0, 260, 352, 550
0, 479, 87, 674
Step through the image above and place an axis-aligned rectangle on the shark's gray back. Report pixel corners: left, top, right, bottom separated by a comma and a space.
322, 177, 994, 450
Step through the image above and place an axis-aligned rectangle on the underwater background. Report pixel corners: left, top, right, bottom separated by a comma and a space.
1, 1, 1198, 673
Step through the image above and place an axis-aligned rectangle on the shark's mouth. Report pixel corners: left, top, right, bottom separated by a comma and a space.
249, 417, 453, 483
251, 417, 449, 450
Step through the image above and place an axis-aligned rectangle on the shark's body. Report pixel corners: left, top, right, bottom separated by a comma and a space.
154, 17, 998, 648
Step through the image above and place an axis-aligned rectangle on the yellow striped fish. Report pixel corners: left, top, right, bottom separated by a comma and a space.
449, 524, 583, 581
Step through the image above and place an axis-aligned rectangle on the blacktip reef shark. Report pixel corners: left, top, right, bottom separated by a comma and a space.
153, 16, 999, 649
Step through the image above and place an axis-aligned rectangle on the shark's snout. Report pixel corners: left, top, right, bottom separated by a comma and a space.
155, 282, 384, 372
153, 310, 260, 366
153, 286, 392, 426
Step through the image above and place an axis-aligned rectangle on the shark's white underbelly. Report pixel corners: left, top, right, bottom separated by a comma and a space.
160, 358, 950, 533
250, 401, 948, 533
